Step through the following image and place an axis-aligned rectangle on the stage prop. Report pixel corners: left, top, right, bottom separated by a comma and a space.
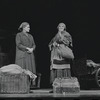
53, 77, 80, 94
0, 64, 37, 93
72, 58, 100, 89
0, 73, 30, 93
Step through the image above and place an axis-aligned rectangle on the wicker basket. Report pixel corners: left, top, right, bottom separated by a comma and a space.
0, 73, 30, 94
53, 77, 80, 94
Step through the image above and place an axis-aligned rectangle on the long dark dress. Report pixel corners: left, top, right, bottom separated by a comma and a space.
49, 31, 74, 83
15, 32, 36, 74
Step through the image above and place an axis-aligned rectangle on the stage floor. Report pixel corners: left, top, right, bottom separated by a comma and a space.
0, 89, 100, 99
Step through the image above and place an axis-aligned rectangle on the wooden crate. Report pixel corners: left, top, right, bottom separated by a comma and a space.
0, 73, 30, 94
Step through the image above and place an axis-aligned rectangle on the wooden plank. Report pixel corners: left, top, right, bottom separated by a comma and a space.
0, 89, 100, 98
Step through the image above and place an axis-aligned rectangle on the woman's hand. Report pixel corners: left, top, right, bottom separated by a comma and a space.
53, 42, 57, 46
26, 47, 33, 53
49, 45, 51, 51
30, 48, 33, 52
53, 42, 59, 47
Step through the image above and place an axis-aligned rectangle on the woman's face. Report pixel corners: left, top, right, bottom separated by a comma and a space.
23, 24, 30, 32
58, 24, 65, 32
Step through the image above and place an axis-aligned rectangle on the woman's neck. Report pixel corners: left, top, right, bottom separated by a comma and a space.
58, 30, 62, 33
22, 31, 28, 36
58, 31, 63, 36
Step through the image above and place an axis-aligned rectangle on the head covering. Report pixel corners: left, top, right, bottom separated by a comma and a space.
18, 22, 29, 30
57, 22, 66, 30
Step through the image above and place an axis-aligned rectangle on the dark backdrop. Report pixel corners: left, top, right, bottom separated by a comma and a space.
0, 0, 99, 88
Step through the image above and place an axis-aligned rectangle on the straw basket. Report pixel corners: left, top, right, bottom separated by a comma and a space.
0, 73, 30, 94
53, 77, 80, 94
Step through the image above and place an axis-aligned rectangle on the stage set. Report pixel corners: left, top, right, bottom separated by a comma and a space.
0, 61, 100, 100
0, 0, 100, 100
0, 89, 100, 100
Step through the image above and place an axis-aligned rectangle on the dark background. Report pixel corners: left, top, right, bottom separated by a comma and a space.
0, 0, 99, 88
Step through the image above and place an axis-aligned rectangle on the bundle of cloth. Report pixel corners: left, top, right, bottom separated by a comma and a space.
87, 60, 100, 68
87, 60, 100, 74
0, 64, 37, 81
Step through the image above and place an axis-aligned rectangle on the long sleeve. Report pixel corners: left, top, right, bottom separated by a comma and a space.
49, 34, 60, 47
16, 33, 27, 51
61, 32, 73, 49
48, 34, 58, 51
69, 35, 73, 48
31, 36, 36, 50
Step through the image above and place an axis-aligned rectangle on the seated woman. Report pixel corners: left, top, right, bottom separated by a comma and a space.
49, 23, 74, 83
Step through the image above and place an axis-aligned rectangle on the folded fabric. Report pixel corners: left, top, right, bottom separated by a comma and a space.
87, 60, 100, 67
0, 64, 23, 73
0, 64, 37, 81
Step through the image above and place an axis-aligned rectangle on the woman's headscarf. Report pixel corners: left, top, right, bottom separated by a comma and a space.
18, 22, 29, 31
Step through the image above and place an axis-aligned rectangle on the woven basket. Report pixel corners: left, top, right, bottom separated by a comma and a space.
53, 77, 80, 94
0, 73, 30, 94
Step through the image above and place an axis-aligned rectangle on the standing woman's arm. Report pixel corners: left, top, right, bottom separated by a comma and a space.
16, 33, 28, 51
63, 32, 73, 49
68, 35, 73, 49
49, 34, 59, 50
31, 35, 36, 51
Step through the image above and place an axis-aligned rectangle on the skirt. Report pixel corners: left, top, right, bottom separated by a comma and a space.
50, 68, 71, 83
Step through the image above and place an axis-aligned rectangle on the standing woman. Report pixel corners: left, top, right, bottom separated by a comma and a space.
15, 22, 36, 75
49, 23, 74, 83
